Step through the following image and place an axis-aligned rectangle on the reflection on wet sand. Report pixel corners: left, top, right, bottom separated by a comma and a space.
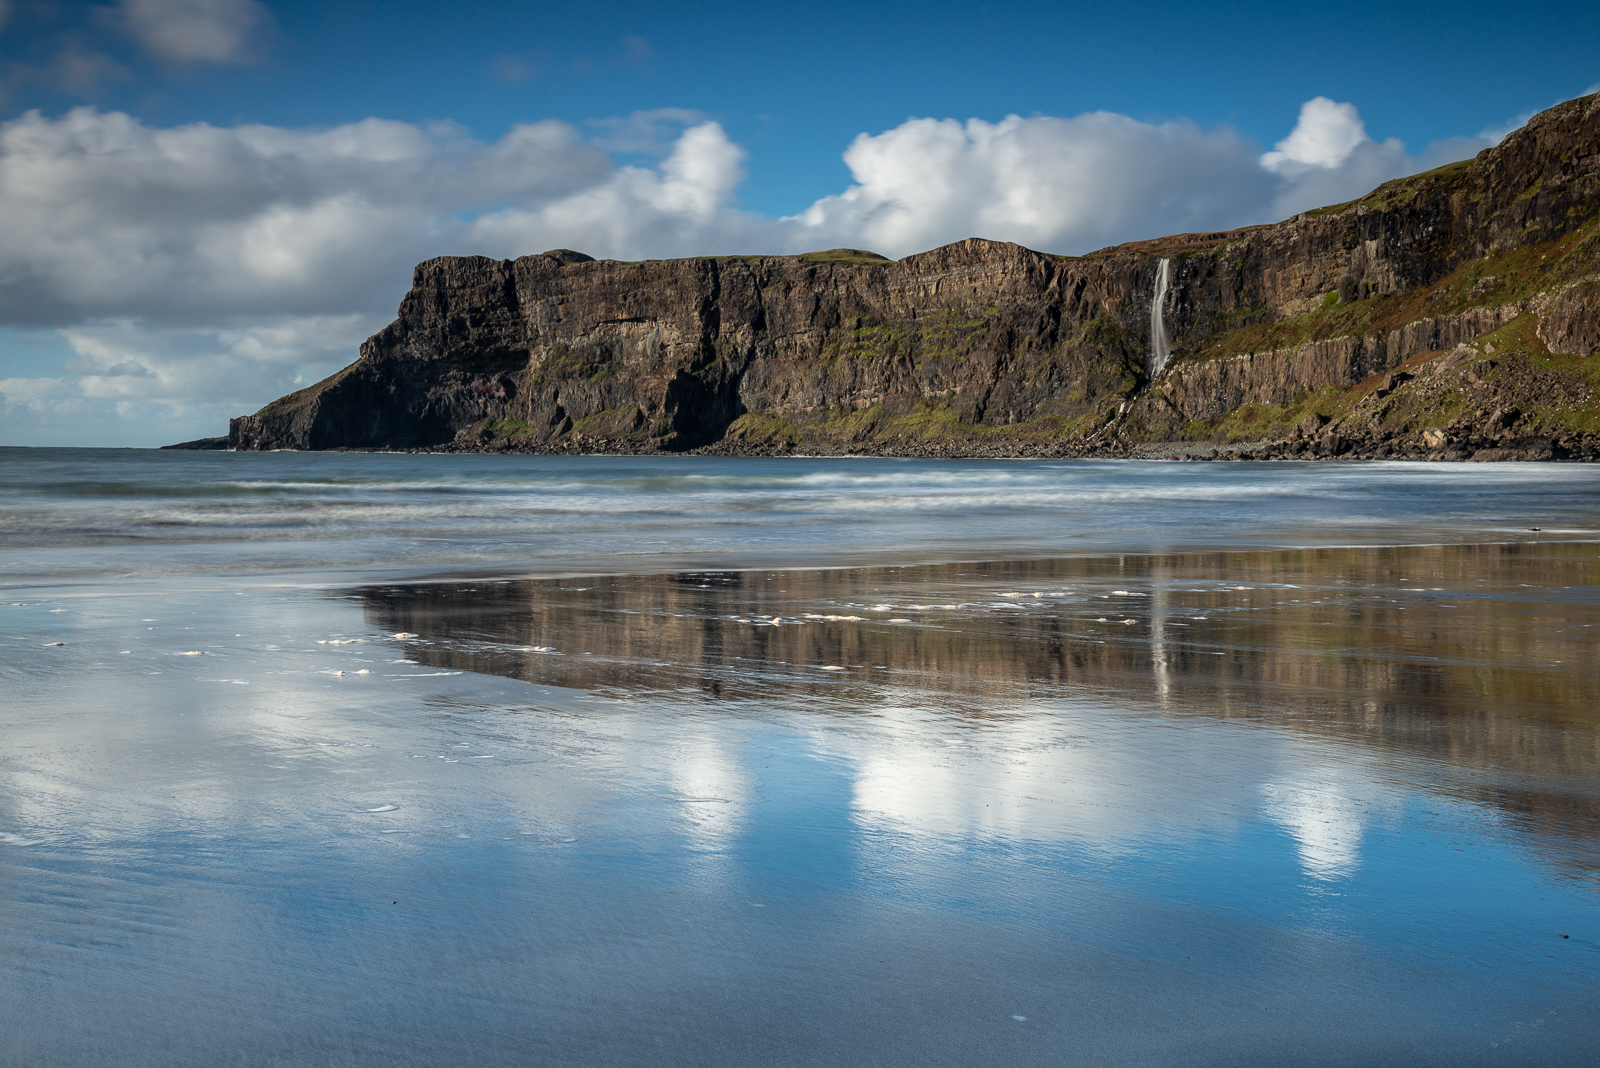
357, 541, 1599, 857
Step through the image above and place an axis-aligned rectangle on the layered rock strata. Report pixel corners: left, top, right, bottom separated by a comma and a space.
229, 94, 1600, 459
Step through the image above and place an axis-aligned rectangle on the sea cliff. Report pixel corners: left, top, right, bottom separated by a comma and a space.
230, 94, 1600, 460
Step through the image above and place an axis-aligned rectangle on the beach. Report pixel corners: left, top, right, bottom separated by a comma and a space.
2, 449, 1597, 1066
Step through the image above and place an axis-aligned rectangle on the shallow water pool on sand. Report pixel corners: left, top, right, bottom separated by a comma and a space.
2, 451, 1598, 1066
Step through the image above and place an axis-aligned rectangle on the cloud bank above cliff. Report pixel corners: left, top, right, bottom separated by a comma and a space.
0, 97, 1502, 444
0, 98, 1485, 327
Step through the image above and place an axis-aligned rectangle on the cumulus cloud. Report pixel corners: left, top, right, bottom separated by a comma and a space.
0, 96, 1488, 444
113, 0, 269, 64
1258, 96, 1412, 217
1, 314, 378, 446
1261, 97, 1376, 171
0, 107, 612, 327
791, 112, 1274, 256
463, 121, 769, 259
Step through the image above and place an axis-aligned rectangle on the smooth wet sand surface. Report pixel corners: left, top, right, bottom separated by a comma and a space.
2, 450, 1598, 1066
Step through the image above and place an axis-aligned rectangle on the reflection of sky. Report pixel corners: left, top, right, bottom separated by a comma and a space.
5, 582, 1600, 1065
1260, 775, 1369, 881
840, 701, 1400, 895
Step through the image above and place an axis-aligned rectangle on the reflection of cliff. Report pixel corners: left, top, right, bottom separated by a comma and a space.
358, 542, 1597, 823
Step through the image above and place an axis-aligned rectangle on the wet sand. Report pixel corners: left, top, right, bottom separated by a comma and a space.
2, 450, 1597, 1066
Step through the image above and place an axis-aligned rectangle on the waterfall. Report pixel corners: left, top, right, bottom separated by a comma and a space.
1149, 258, 1172, 376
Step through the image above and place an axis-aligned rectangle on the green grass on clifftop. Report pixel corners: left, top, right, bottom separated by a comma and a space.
797, 249, 894, 265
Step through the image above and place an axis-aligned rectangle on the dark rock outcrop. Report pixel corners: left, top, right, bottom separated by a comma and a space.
231, 93, 1600, 459
160, 436, 229, 450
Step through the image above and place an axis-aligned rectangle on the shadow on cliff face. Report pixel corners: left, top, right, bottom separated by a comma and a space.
352, 541, 1600, 858
662, 362, 743, 450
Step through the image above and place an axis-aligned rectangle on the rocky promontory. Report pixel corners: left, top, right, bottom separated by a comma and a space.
229, 94, 1600, 460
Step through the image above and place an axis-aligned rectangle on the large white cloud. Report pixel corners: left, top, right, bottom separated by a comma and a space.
1259, 96, 1416, 218
0, 107, 613, 327
0, 98, 1494, 445
792, 112, 1274, 255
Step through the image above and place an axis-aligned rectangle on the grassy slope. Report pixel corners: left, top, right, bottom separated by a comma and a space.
1151, 214, 1600, 445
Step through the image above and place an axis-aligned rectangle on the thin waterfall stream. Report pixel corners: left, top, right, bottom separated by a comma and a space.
1150, 257, 1172, 375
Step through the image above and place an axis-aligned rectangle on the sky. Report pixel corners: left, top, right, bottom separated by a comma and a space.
0, 0, 1596, 447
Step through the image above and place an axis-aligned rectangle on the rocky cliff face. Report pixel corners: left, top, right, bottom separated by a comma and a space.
230, 94, 1600, 459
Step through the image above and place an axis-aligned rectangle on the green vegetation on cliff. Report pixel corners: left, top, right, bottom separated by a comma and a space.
228, 94, 1600, 462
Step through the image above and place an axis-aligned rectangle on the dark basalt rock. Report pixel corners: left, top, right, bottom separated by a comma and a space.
160, 436, 230, 450
230, 93, 1600, 460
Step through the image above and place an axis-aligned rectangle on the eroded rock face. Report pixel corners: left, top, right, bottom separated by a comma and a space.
230, 241, 1152, 451
1537, 281, 1600, 356
230, 94, 1600, 456
1157, 307, 1526, 422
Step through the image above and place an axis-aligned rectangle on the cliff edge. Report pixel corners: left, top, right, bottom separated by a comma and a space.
230, 94, 1600, 460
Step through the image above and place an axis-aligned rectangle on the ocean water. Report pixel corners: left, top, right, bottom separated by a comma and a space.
2, 447, 1598, 1066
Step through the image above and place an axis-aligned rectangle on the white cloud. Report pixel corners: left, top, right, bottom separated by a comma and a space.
464, 120, 767, 259
1261, 97, 1374, 171
791, 112, 1275, 256
0, 96, 1480, 444
114, 0, 269, 64
0, 107, 611, 327
1259, 96, 1411, 217
1, 315, 377, 446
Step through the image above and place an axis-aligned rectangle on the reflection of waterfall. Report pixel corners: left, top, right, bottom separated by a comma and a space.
1150, 573, 1171, 706
1149, 258, 1172, 376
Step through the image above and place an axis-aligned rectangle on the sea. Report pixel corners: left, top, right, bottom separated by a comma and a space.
2, 447, 1597, 1067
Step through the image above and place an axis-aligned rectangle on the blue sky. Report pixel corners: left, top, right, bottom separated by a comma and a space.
1, 0, 1596, 446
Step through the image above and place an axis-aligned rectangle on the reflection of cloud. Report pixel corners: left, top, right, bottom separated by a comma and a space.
1260, 778, 1365, 880
846, 700, 1252, 847
666, 737, 749, 851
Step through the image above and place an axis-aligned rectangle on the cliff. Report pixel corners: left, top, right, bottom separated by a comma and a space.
229, 94, 1600, 460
